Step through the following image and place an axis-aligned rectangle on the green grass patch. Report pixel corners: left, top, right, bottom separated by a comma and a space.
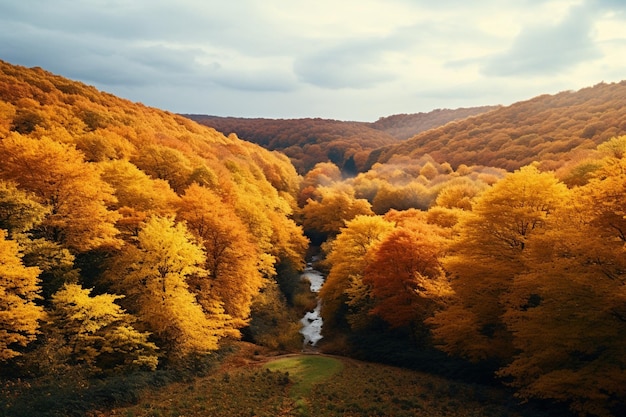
264, 355, 343, 399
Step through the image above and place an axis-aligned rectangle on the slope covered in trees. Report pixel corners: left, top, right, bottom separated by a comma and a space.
186, 106, 496, 175
371, 81, 626, 171
370, 105, 498, 140
0, 59, 308, 370
306, 138, 626, 417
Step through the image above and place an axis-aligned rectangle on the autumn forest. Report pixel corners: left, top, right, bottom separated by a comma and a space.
1, 60, 625, 417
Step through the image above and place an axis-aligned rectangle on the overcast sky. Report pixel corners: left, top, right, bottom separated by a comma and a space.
1, 0, 625, 121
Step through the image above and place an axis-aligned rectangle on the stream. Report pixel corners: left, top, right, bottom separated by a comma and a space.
299, 263, 325, 347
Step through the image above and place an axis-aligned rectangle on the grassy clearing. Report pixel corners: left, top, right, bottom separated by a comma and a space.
264, 355, 343, 414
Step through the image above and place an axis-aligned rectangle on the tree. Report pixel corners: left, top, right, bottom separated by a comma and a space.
363, 225, 447, 331
246, 280, 302, 350
319, 215, 395, 333
584, 154, 626, 244
177, 184, 262, 328
100, 159, 179, 214
19, 236, 80, 302
0, 133, 121, 252
501, 245, 626, 416
371, 181, 433, 214
0, 180, 50, 236
497, 153, 626, 417
50, 283, 158, 372
108, 216, 224, 356
131, 144, 194, 193
434, 177, 486, 211
298, 162, 342, 206
301, 185, 374, 237
0, 229, 44, 361
429, 166, 570, 362
100, 159, 179, 238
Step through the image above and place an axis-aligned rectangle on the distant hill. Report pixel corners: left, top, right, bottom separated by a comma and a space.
185, 106, 496, 174
369, 81, 626, 171
370, 106, 499, 140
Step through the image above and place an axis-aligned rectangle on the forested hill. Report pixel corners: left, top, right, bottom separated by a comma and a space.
0, 59, 308, 366
369, 105, 499, 140
370, 81, 626, 171
185, 106, 495, 174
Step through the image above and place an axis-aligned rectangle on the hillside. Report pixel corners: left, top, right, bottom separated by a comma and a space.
186, 106, 496, 174
370, 81, 626, 171
0, 59, 308, 369
185, 115, 398, 174
370, 105, 499, 140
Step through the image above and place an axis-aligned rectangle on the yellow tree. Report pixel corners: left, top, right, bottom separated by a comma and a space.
177, 183, 261, 328
429, 165, 570, 362
50, 283, 158, 372
100, 159, 179, 238
301, 185, 374, 237
109, 216, 223, 356
584, 152, 626, 244
0, 181, 78, 301
371, 181, 434, 214
0, 180, 50, 236
434, 177, 487, 211
319, 215, 395, 333
298, 162, 342, 206
224, 160, 308, 271
0, 230, 44, 361
0, 133, 120, 252
131, 144, 194, 193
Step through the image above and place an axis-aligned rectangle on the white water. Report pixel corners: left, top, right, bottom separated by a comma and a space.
299, 265, 325, 347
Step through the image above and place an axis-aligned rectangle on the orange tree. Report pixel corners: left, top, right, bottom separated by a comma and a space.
498, 153, 626, 417
428, 166, 571, 363
363, 221, 448, 335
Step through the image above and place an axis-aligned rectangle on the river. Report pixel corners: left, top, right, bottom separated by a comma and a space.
299, 263, 325, 347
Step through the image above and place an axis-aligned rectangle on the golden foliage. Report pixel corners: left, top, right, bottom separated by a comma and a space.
177, 184, 262, 327
108, 216, 220, 356
429, 166, 571, 362
51, 283, 158, 371
0, 229, 44, 360
301, 185, 374, 236
0, 134, 121, 252
0, 59, 307, 365
318, 215, 395, 331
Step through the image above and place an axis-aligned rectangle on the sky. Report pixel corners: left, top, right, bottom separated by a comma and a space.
1, 0, 626, 121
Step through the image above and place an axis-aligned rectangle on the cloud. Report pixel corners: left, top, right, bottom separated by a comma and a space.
293, 40, 398, 89
481, 4, 602, 77
0, 0, 304, 95
0, 22, 195, 86
1, 0, 625, 120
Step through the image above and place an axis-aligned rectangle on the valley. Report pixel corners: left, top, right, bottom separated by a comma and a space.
0, 60, 625, 417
